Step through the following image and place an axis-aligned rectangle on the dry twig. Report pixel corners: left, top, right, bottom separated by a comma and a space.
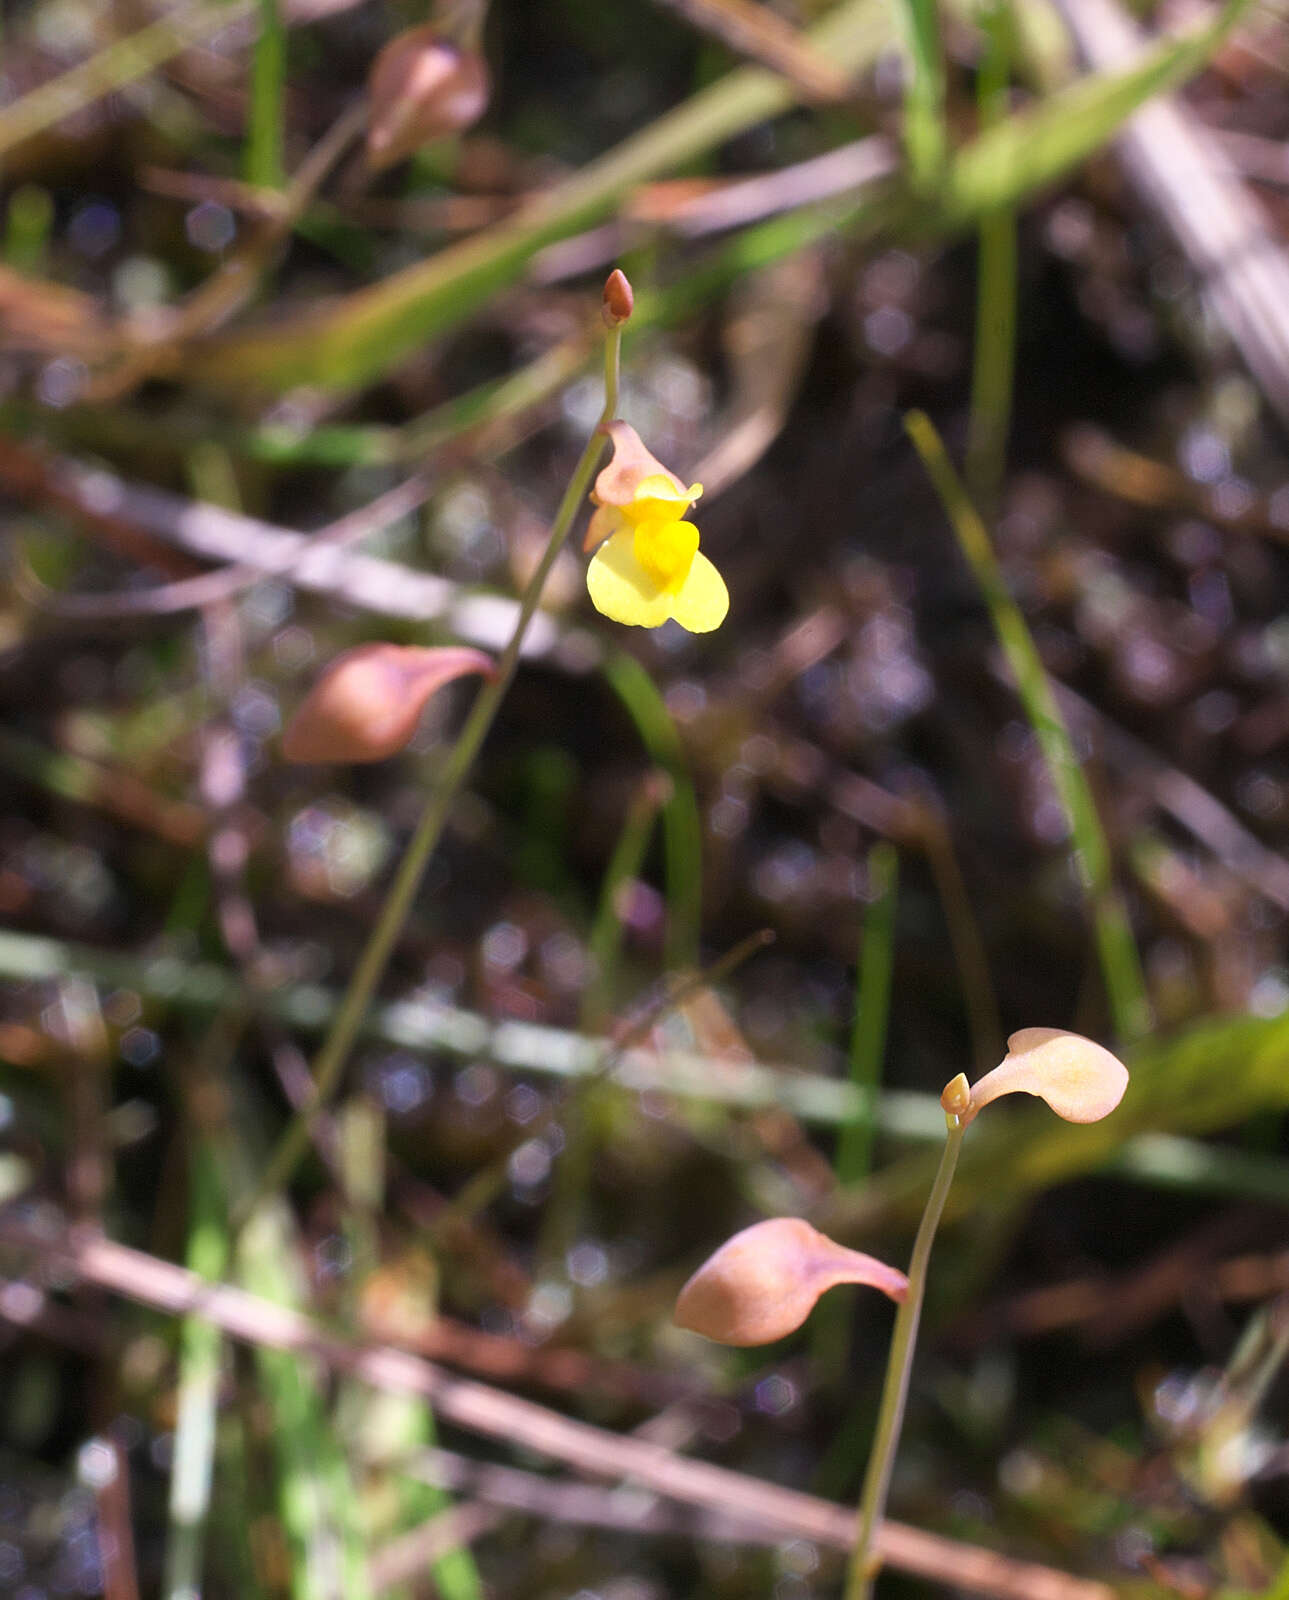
0, 1217, 1115, 1600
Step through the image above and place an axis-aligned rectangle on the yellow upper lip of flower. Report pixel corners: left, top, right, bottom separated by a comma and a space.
619, 473, 702, 526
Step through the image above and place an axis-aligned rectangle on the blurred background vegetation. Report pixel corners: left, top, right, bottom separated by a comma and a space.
2, 0, 1289, 1595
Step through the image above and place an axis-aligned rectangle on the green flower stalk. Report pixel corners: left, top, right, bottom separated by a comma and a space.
672, 1028, 1129, 1598
239, 270, 632, 1228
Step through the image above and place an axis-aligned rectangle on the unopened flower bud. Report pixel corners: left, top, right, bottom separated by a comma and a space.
602, 268, 634, 328
367, 22, 490, 172
674, 1217, 907, 1347
282, 643, 493, 764
963, 1028, 1128, 1126
940, 1071, 971, 1117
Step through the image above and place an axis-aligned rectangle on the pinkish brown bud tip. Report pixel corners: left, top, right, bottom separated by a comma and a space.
367, 23, 490, 172
674, 1218, 907, 1348
940, 1072, 971, 1117
602, 269, 634, 328
282, 643, 494, 764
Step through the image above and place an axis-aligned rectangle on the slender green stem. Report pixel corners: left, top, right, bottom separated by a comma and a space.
964, 0, 1017, 518
246, 0, 287, 189
845, 1113, 966, 1600
918, 813, 1001, 1071
235, 326, 622, 1228
836, 841, 899, 1185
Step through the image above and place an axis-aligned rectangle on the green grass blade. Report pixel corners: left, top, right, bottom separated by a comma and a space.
336, 1100, 483, 1600
904, 410, 1150, 1041
603, 653, 703, 973
238, 1203, 375, 1600
965, 0, 1018, 515
836, 841, 899, 1185
582, 773, 667, 1033
4, 184, 54, 273
894, 0, 947, 188
246, 0, 287, 188
163, 1141, 226, 1600
0, 0, 254, 159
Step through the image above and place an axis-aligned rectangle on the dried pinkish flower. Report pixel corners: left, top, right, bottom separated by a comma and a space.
367, 22, 490, 172
961, 1028, 1129, 1126
674, 1218, 907, 1348
282, 643, 494, 764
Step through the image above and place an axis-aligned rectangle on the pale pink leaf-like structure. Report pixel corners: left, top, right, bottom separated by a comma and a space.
282, 643, 493, 764
674, 1217, 907, 1348
963, 1028, 1129, 1126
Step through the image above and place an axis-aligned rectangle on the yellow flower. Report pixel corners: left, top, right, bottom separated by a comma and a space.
583, 421, 728, 633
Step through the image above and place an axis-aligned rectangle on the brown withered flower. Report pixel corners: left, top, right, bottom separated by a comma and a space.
282, 643, 493, 764
367, 20, 490, 172
675, 1218, 907, 1347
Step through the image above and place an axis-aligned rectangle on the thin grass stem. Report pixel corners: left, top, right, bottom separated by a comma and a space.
965, 0, 1018, 516
246, 0, 287, 188
905, 410, 1151, 1041
894, 0, 948, 189
836, 841, 899, 1185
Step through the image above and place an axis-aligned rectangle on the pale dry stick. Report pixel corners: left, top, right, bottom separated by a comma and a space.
651, 0, 854, 99
0, 1221, 1114, 1600
1055, 0, 1289, 432
349, 139, 896, 249
1063, 422, 1289, 548
1043, 675, 1289, 917
0, 924, 946, 1135
0, 436, 550, 651
91, 1435, 142, 1600
370, 1503, 504, 1591
376, 1448, 803, 1584
34, 474, 433, 620
0, 0, 255, 159
668, 137, 897, 238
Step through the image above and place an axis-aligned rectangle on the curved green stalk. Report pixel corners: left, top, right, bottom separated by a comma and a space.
235, 324, 622, 1228
845, 1112, 966, 1600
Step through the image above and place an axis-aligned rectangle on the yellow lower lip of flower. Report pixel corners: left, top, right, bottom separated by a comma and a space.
633, 517, 699, 593
587, 528, 728, 633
